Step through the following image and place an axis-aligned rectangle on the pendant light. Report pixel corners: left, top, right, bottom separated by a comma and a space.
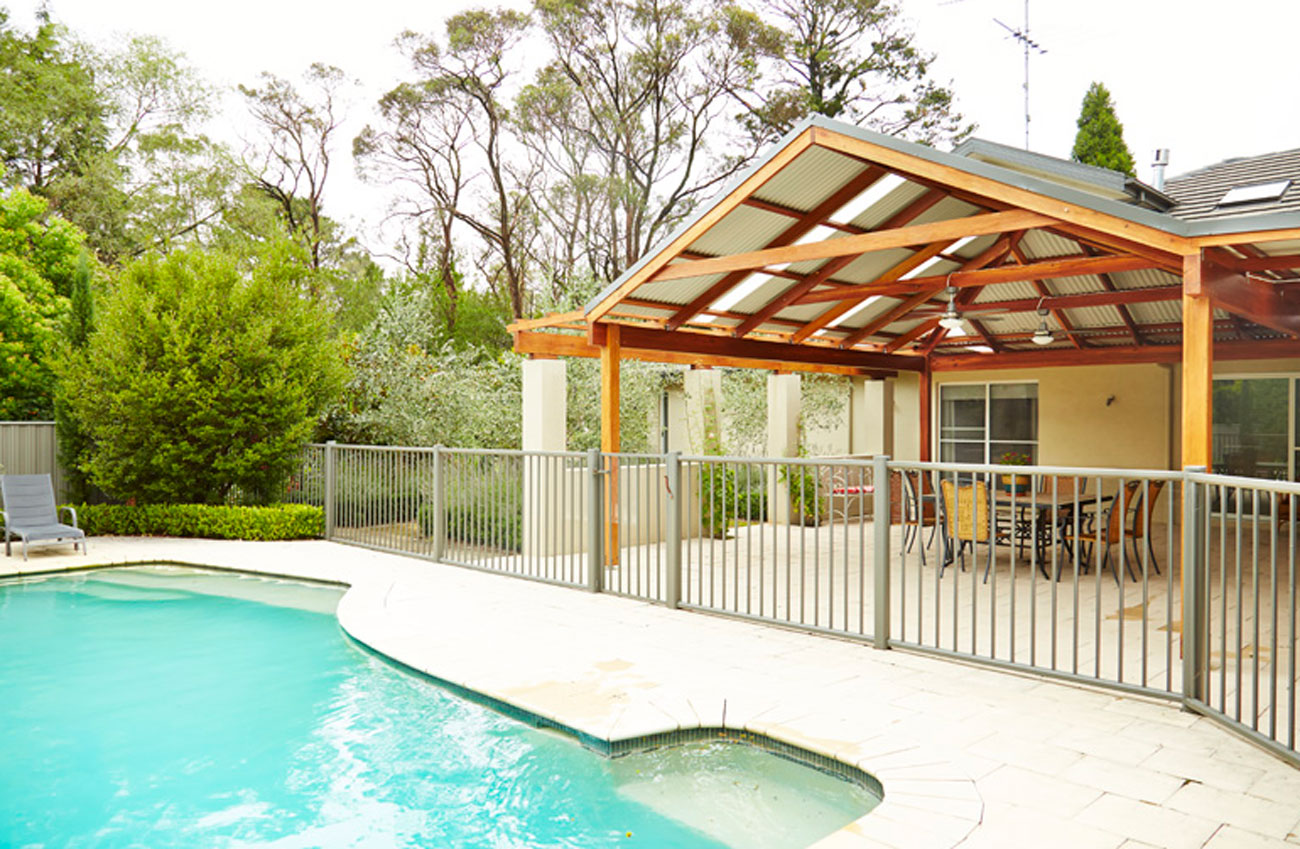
1031, 306, 1053, 346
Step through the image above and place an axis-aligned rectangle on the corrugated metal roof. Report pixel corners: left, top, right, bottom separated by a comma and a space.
751, 146, 871, 213
1165, 147, 1300, 221
687, 203, 796, 257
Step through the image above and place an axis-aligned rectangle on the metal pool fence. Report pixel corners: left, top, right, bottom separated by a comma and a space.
298, 442, 1299, 768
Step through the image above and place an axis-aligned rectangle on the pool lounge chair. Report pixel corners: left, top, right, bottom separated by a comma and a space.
1, 474, 87, 560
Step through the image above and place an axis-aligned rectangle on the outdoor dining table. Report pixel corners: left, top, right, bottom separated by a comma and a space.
994, 492, 1114, 579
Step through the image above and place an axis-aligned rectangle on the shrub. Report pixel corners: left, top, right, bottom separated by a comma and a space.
73, 503, 323, 540
55, 242, 344, 504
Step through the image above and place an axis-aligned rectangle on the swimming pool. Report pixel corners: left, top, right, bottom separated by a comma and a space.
0, 567, 879, 848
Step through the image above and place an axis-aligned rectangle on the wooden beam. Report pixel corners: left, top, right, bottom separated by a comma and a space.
588, 127, 816, 322
600, 324, 621, 564
1008, 241, 1086, 349
650, 209, 1054, 284
797, 253, 1158, 305
1232, 253, 1300, 272
1081, 246, 1143, 344
834, 236, 1016, 348
1202, 259, 1300, 337
512, 330, 907, 376
932, 344, 1182, 370
810, 124, 1194, 257
591, 323, 923, 372
507, 310, 585, 332
600, 324, 621, 455
1193, 228, 1300, 249
790, 238, 956, 343
919, 366, 932, 461
664, 165, 888, 330
733, 188, 951, 338
1182, 255, 1213, 470
741, 197, 865, 234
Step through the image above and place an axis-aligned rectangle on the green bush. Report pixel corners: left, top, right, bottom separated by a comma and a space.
54, 242, 344, 505
416, 464, 523, 553
73, 503, 323, 540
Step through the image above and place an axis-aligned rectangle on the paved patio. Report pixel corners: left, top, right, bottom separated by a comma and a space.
3, 536, 1298, 848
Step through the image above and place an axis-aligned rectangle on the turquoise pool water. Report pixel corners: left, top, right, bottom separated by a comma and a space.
0, 567, 878, 849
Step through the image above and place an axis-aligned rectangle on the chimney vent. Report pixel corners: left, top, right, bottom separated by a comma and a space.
1152, 149, 1171, 191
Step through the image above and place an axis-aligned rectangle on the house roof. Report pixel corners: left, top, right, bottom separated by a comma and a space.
1164, 147, 1300, 222
514, 116, 1300, 375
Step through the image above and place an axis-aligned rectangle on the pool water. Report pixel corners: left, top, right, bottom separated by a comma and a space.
0, 567, 878, 849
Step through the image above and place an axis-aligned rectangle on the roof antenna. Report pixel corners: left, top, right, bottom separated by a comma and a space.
995, 1, 1047, 151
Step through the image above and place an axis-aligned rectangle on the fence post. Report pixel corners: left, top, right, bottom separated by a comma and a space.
431, 445, 446, 562
1182, 466, 1207, 705
323, 440, 337, 540
872, 455, 891, 649
587, 448, 604, 593
665, 451, 682, 609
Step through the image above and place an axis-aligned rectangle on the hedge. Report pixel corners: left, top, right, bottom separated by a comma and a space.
72, 503, 324, 541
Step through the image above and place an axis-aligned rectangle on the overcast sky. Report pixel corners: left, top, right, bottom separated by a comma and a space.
8, 0, 1299, 250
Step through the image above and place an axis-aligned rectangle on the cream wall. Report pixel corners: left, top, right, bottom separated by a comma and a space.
927, 364, 1174, 470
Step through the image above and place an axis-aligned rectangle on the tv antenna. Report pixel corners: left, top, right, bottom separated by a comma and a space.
994, 1, 1047, 150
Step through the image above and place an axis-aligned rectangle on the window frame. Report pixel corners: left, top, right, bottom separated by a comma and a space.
936, 379, 1040, 465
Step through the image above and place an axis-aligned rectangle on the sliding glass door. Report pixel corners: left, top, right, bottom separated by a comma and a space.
1212, 377, 1291, 481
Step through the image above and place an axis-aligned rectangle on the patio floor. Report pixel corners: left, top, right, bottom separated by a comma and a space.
3, 536, 1298, 847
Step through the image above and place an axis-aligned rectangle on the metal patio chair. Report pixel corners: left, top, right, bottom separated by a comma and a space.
1, 474, 87, 560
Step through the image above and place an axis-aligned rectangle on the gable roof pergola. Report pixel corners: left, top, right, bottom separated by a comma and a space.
511, 116, 1300, 468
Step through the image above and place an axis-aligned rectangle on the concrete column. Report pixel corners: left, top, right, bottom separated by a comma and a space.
852, 378, 895, 457
522, 358, 567, 451
683, 367, 724, 453
767, 372, 802, 524
521, 358, 566, 557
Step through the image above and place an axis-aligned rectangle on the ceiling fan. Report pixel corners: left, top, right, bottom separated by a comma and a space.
908, 287, 1056, 345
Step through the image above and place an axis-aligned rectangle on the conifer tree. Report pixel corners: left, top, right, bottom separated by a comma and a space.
1071, 82, 1135, 176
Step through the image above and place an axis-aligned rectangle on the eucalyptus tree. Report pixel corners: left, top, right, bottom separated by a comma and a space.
240, 63, 352, 272
731, 0, 968, 145
356, 10, 539, 321
528, 0, 766, 283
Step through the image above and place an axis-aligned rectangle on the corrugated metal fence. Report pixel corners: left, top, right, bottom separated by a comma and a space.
0, 422, 61, 499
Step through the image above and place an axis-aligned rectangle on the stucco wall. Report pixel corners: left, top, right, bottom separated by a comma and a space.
927, 364, 1175, 470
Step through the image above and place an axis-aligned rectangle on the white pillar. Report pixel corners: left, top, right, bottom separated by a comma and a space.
683, 367, 724, 453
522, 358, 566, 451
767, 372, 802, 524
522, 358, 567, 556
853, 378, 895, 457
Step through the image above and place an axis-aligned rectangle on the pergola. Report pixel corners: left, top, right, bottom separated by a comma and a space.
511, 116, 1300, 471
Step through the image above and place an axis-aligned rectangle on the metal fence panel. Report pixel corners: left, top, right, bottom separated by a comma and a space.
0, 422, 61, 501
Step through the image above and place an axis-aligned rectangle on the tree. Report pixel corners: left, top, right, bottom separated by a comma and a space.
240, 63, 351, 273
731, 0, 968, 145
52, 253, 95, 501
529, 0, 764, 282
357, 11, 538, 320
0, 188, 86, 419
58, 242, 344, 504
0, 10, 107, 193
1071, 82, 1135, 177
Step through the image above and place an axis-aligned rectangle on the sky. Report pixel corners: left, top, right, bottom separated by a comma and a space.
7, 0, 1300, 252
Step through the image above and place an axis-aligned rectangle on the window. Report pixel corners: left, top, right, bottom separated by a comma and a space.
938, 382, 1038, 464
1212, 377, 1292, 481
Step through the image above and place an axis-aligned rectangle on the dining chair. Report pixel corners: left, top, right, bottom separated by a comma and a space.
1125, 479, 1166, 575
940, 477, 995, 582
901, 471, 940, 565
1059, 480, 1142, 582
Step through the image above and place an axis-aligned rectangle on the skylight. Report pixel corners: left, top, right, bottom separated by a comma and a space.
1218, 180, 1290, 207
834, 174, 906, 224
709, 274, 777, 313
